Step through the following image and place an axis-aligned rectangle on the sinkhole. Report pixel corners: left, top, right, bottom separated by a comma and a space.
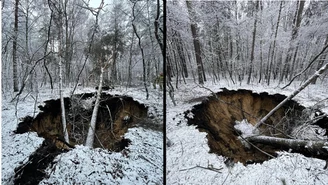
14, 92, 150, 184
185, 89, 328, 165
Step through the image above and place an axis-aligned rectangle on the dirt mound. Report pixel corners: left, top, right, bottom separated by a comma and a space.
186, 89, 327, 164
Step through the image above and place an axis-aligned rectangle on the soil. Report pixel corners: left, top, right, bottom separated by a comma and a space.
185, 89, 328, 164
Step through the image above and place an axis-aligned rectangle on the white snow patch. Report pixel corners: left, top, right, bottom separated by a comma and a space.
234, 119, 259, 137
40, 128, 163, 184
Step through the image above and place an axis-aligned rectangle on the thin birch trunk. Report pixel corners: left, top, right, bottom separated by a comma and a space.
59, 55, 69, 143
85, 66, 104, 147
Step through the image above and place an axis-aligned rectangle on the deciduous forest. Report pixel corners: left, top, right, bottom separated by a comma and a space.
167, 1, 328, 86
2, 0, 164, 184
166, 1, 328, 184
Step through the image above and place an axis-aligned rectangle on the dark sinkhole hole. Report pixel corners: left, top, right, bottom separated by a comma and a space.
185, 88, 328, 165
14, 93, 149, 185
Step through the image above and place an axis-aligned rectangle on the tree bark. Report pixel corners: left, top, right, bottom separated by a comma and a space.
85, 66, 104, 147
59, 54, 69, 143
186, 1, 204, 85
57, 2, 69, 144
154, 0, 164, 57
13, 0, 19, 92
247, 0, 259, 84
248, 135, 328, 157
268, 1, 283, 86
312, 36, 328, 84
280, 0, 305, 83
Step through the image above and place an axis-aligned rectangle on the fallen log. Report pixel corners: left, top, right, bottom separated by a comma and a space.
247, 135, 328, 159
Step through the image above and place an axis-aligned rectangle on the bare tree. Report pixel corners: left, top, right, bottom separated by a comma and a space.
83, 0, 107, 148
131, 1, 149, 100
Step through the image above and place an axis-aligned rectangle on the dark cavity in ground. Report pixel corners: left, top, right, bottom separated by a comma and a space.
14, 92, 149, 184
185, 88, 328, 165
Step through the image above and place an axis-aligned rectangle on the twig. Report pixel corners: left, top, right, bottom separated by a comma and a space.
139, 155, 162, 170
180, 165, 223, 173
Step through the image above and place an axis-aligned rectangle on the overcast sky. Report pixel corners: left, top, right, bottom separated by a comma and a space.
89, 0, 102, 8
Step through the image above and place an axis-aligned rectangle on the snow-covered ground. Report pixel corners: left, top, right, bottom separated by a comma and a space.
166, 79, 328, 185
2, 86, 163, 184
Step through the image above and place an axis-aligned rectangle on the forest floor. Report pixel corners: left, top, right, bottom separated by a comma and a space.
166, 78, 328, 185
2, 85, 163, 184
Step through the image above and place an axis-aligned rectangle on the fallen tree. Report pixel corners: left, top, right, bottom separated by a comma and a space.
247, 135, 328, 159
254, 62, 328, 129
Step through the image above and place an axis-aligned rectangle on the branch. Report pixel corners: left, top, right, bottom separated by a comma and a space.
180, 165, 223, 173
11, 52, 53, 102
282, 44, 328, 89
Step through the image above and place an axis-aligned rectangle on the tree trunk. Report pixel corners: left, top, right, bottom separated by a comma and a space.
247, 135, 328, 158
154, 0, 164, 57
268, 1, 283, 86
57, 5, 69, 144
132, 2, 149, 100
247, 0, 259, 84
255, 62, 328, 129
127, 30, 134, 87
85, 66, 104, 147
280, 0, 305, 83
59, 54, 69, 143
13, 0, 19, 92
44, 10, 54, 89
186, 1, 204, 85
312, 36, 328, 84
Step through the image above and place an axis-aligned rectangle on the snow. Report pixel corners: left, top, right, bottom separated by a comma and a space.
234, 119, 259, 137
40, 128, 163, 184
234, 119, 260, 148
2, 86, 163, 184
2, 94, 45, 184
166, 79, 328, 185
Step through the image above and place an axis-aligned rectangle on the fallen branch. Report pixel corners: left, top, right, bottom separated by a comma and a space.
180, 165, 223, 173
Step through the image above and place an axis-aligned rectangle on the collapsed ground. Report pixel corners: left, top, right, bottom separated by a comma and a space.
185, 89, 328, 165
2, 87, 163, 184
166, 80, 328, 185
